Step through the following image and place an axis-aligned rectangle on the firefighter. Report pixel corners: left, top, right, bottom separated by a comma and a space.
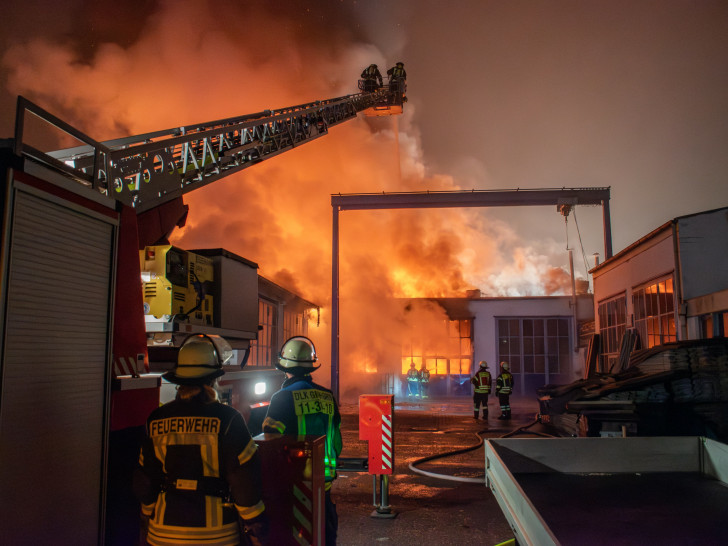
471, 360, 492, 420
133, 334, 269, 546
407, 361, 420, 398
386, 61, 407, 87
361, 63, 383, 92
419, 363, 431, 398
496, 361, 514, 420
263, 336, 342, 546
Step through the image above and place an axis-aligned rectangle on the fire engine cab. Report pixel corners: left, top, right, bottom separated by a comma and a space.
0, 74, 404, 544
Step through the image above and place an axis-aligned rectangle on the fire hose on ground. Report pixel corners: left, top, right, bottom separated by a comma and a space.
407, 417, 556, 483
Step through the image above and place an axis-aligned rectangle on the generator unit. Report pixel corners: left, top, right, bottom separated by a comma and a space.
140, 245, 214, 326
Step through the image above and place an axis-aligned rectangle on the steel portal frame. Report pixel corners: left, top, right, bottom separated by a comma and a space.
329, 187, 612, 399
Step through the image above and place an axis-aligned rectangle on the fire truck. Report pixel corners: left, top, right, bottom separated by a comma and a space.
0, 74, 405, 543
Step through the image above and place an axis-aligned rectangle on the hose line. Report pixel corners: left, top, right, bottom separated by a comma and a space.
408, 418, 556, 483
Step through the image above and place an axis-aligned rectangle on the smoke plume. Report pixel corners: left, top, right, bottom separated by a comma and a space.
2, 0, 578, 398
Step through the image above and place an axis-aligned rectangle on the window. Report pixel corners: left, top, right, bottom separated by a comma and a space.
597, 294, 627, 371
249, 299, 276, 367
498, 318, 569, 376
283, 308, 308, 341
633, 277, 676, 348
401, 319, 472, 375
700, 311, 727, 338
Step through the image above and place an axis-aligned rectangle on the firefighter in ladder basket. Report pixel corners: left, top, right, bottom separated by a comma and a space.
133, 334, 269, 546
263, 336, 343, 546
387, 61, 407, 100
361, 63, 383, 92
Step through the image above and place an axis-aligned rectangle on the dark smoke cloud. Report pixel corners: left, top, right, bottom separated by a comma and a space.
1, 0, 595, 395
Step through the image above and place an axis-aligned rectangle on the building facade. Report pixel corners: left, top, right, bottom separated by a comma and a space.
591, 206, 728, 372
398, 294, 594, 397
248, 276, 319, 368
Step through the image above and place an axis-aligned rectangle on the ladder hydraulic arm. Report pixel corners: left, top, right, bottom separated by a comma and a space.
14, 82, 403, 213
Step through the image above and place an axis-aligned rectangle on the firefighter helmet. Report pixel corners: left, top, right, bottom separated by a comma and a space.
479, 360, 488, 368
396, 61, 404, 67
163, 334, 231, 385
277, 336, 320, 375
500, 361, 510, 371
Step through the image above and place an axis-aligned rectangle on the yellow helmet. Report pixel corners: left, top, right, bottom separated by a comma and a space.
163, 334, 231, 385
277, 336, 320, 375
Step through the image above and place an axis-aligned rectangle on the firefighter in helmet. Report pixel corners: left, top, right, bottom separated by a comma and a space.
387, 61, 407, 85
471, 360, 492, 420
263, 336, 342, 546
496, 361, 514, 420
386, 61, 407, 101
419, 362, 431, 399
407, 361, 420, 398
361, 63, 383, 92
134, 334, 269, 546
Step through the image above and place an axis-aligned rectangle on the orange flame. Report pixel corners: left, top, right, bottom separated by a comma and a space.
3, 1, 580, 399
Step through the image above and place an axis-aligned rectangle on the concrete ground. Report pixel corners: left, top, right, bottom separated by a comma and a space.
332, 395, 541, 546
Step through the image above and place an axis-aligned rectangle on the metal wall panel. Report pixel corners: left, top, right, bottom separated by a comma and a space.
0, 188, 115, 544
678, 208, 728, 300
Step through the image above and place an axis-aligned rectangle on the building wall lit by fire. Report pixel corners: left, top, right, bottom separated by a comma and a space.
591, 206, 728, 372
398, 293, 595, 397
248, 276, 318, 368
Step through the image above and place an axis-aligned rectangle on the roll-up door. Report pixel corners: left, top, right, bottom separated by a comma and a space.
0, 183, 116, 545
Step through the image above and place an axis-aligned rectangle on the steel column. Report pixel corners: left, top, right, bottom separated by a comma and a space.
331, 205, 340, 400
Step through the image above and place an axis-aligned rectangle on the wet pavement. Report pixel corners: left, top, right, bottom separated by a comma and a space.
332, 395, 541, 545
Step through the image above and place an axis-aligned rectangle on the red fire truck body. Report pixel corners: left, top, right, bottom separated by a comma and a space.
0, 79, 404, 543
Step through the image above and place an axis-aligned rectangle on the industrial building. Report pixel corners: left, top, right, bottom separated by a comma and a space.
395, 290, 594, 398
591, 205, 728, 370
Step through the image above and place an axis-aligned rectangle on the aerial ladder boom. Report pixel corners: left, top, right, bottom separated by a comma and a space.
9, 73, 406, 392
1, 71, 405, 543
24, 84, 402, 212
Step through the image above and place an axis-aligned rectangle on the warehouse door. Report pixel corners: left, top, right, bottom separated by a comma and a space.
0, 176, 117, 544
497, 317, 572, 395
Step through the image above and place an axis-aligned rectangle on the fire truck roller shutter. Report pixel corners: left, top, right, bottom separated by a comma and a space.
0, 183, 116, 544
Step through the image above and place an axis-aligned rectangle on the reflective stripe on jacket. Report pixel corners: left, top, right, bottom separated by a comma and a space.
263, 374, 343, 486
134, 397, 265, 546
496, 372, 514, 395
471, 370, 492, 394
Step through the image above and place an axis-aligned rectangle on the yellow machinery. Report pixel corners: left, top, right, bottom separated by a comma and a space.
140, 245, 214, 326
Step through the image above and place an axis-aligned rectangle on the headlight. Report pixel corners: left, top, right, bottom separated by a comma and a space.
254, 382, 266, 395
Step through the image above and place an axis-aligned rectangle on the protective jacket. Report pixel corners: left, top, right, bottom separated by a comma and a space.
496, 372, 514, 395
387, 65, 407, 80
134, 396, 265, 546
361, 65, 383, 86
407, 367, 420, 383
262, 375, 343, 488
471, 369, 492, 394
419, 368, 430, 383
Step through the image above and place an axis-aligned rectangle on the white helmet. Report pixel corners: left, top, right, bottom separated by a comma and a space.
277, 336, 320, 375
479, 360, 488, 368
163, 334, 231, 385
500, 361, 510, 371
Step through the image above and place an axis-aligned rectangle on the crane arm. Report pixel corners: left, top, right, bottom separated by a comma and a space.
22, 85, 401, 212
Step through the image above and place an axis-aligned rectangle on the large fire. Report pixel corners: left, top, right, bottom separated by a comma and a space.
2, 1, 580, 399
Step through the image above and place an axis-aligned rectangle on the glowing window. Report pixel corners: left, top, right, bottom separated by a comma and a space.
633, 276, 676, 349
401, 319, 473, 376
